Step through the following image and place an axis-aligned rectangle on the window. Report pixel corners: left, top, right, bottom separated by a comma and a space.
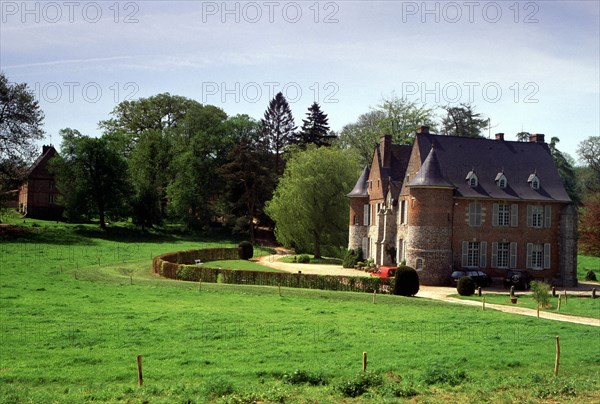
495, 173, 507, 189
353, 215, 359, 226
400, 200, 408, 224
48, 194, 55, 204
466, 170, 478, 187
397, 239, 405, 263
528, 173, 540, 190
527, 243, 550, 270
363, 204, 370, 226
49, 182, 55, 190
493, 203, 518, 227
497, 204, 510, 227
461, 241, 487, 268
416, 258, 423, 270
468, 201, 482, 227
492, 242, 517, 268
527, 205, 551, 228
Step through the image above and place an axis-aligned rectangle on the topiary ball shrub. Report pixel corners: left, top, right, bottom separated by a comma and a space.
585, 270, 597, 281
457, 276, 475, 296
393, 265, 419, 296
297, 254, 310, 263
342, 249, 359, 268
238, 241, 253, 260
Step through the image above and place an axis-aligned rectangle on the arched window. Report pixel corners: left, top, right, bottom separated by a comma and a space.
466, 170, 478, 187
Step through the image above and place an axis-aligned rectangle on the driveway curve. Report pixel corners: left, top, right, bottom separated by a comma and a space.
257, 253, 599, 327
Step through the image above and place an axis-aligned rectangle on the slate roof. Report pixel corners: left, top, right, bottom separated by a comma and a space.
27, 146, 57, 178
347, 166, 370, 197
409, 146, 453, 188
415, 134, 571, 202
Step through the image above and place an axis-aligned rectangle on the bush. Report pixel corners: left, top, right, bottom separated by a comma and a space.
530, 280, 551, 308
297, 254, 310, 263
238, 241, 253, 260
585, 270, 597, 281
336, 372, 382, 398
457, 276, 475, 296
342, 249, 359, 268
283, 369, 328, 386
422, 362, 468, 386
393, 265, 419, 296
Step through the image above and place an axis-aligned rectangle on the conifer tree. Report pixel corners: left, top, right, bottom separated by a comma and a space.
261, 92, 296, 175
296, 102, 335, 148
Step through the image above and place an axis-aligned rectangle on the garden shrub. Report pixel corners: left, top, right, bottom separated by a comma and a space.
336, 372, 383, 398
297, 254, 310, 263
393, 265, 419, 296
457, 276, 475, 296
530, 280, 551, 308
342, 249, 359, 268
238, 241, 253, 260
585, 270, 597, 281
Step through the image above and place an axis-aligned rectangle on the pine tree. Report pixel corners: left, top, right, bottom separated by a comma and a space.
261, 92, 296, 175
296, 102, 334, 148
441, 103, 488, 138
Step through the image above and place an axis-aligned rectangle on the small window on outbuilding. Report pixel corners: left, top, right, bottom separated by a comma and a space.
528, 173, 540, 190
466, 170, 478, 187
495, 172, 507, 189
416, 258, 424, 270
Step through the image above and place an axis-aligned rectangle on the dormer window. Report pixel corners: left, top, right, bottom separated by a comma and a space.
466, 170, 478, 187
528, 173, 540, 190
495, 172, 507, 189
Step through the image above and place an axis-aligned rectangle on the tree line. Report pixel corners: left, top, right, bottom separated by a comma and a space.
1, 72, 598, 257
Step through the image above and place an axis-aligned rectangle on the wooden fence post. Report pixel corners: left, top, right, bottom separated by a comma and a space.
593, 288, 597, 299
137, 355, 143, 386
362, 352, 367, 372
537, 305, 540, 318
482, 296, 485, 311
564, 290, 568, 304
554, 336, 560, 376
372, 290, 376, 304
557, 295, 561, 312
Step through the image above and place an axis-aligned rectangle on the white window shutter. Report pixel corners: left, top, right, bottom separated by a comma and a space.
461, 241, 468, 267
526, 243, 533, 269
492, 204, 499, 227
544, 243, 551, 269
544, 206, 552, 228
491, 242, 498, 268
510, 242, 517, 268
511, 204, 518, 227
479, 241, 487, 268
363, 204, 369, 226
526, 205, 533, 227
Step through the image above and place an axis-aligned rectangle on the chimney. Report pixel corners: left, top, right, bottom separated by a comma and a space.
417, 125, 430, 134
42, 145, 51, 154
380, 135, 392, 168
495, 133, 504, 141
528, 133, 545, 143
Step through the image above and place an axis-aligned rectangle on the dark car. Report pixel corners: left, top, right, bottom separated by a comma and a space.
451, 270, 492, 287
504, 270, 531, 290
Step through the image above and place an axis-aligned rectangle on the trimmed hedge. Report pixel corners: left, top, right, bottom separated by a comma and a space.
238, 241, 253, 260
393, 265, 420, 296
153, 248, 390, 294
457, 276, 475, 296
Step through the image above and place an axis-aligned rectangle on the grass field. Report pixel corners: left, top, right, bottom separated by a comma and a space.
452, 293, 600, 319
280, 255, 343, 265
1, 216, 599, 402
578, 255, 600, 281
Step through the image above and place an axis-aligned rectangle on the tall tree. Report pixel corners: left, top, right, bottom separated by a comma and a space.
579, 193, 600, 257
166, 105, 230, 229
578, 136, 600, 184
295, 102, 334, 148
265, 147, 360, 258
516, 131, 530, 142
339, 95, 435, 166
219, 115, 275, 242
99, 93, 201, 154
441, 103, 488, 138
50, 130, 130, 228
0, 72, 45, 210
549, 137, 580, 205
261, 92, 296, 175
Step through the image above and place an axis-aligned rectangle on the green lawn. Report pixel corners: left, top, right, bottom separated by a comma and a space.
280, 254, 343, 265
578, 255, 600, 281
202, 259, 285, 272
1, 217, 599, 402
452, 293, 600, 319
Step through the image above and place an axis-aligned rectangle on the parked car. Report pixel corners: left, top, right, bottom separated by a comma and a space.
504, 270, 531, 290
451, 270, 492, 287
370, 266, 396, 278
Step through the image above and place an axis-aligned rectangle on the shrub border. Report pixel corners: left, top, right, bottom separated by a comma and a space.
152, 248, 388, 293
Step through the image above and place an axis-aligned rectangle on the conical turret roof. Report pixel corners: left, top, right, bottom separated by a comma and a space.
409, 146, 454, 188
347, 166, 370, 197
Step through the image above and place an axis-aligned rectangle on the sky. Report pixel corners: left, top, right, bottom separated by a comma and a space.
1, 0, 598, 162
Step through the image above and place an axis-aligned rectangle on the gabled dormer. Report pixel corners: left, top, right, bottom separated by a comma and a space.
528, 172, 540, 190
466, 170, 478, 188
495, 172, 507, 189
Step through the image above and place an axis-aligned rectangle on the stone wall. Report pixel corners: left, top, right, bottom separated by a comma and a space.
558, 205, 578, 287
